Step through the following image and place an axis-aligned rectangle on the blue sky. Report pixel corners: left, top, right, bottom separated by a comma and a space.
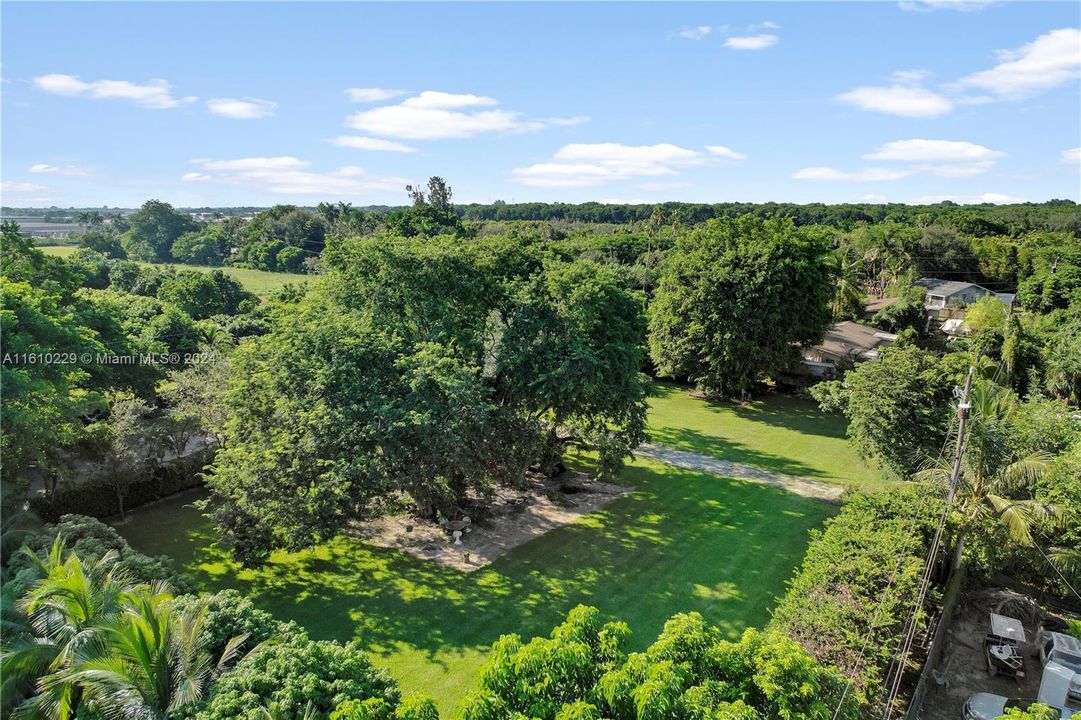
2, 1, 1079, 208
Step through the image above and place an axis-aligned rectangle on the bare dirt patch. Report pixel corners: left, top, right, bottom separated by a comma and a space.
920, 588, 1081, 719
346, 472, 632, 572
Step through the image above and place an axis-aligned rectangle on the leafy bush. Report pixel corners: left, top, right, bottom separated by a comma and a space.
9, 514, 196, 593
332, 695, 440, 720
461, 605, 856, 720
769, 485, 943, 703
169, 589, 292, 660
191, 633, 403, 720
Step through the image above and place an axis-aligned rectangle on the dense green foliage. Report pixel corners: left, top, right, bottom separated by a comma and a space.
208, 236, 649, 561
811, 344, 961, 477
769, 485, 943, 704
461, 605, 857, 720
649, 217, 834, 397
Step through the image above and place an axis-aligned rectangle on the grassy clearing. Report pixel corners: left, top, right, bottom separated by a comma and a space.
38, 246, 303, 296
647, 381, 880, 489
117, 457, 833, 717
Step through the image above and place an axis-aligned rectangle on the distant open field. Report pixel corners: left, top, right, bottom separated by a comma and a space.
38, 246, 304, 296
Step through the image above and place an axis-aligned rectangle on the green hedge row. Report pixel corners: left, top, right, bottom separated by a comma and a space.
769, 484, 944, 706
30, 448, 214, 523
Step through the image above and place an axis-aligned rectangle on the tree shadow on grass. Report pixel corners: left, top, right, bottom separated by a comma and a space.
117, 464, 835, 712
139, 464, 831, 658
644, 425, 829, 479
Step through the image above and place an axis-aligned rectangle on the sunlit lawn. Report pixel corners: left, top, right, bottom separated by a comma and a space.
647, 381, 881, 489
117, 457, 834, 717
38, 245, 303, 296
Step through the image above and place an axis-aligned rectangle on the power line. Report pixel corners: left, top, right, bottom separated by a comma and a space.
879, 367, 975, 719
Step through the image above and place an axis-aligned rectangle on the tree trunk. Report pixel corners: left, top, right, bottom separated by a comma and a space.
952, 531, 965, 571
116, 482, 126, 520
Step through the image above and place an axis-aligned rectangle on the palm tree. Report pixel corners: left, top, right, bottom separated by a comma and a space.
831, 250, 864, 320
57, 587, 248, 720
3, 540, 132, 719
914, 380, 1059, 567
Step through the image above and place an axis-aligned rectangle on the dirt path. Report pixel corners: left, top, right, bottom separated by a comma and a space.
635, 443, 846, 503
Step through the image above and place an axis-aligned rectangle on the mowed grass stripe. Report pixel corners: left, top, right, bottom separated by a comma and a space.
647, 381, 880, 489
117, 457, 833, 718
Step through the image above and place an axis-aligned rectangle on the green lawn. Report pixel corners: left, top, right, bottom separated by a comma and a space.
647, 382, 880, 488
38, 246, 303, 296
117, 458, 834, 717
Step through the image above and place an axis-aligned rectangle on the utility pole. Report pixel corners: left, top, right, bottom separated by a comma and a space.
947, 367, 975, 570
881, 365, 976, 719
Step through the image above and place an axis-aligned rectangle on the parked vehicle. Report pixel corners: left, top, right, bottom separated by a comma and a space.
1036, 630, 1081, 700
961, 692, 1075, 720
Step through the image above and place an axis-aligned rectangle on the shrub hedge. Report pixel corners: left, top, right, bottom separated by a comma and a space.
769, 484, 943, 706
30, 448, 213, 523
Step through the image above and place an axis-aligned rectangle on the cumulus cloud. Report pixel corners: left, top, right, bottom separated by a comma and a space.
32, 73, 195, 109
839, 28, 1081, 117
345, 87, 410, 102
2, 180, 50, 193
795, 138, 1005, 182
862, 139, 1004, 176
954, 28, 1081, 99
29, 164, 89, 176
345, 90, 585, 140
705, 146, 748, 161
1062, 147, 1081, 164
836, 85, 954, 117
511, 142, 744, 188
912, 192, 1027, 204
207, 97, 277, 119
183, 156, 408, 197
1, 180, 52, 203
678, 25, 714, 40
331, 136, 418, 153
724, 34, 779, 51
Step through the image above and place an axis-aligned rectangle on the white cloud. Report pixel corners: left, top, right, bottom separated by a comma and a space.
954, 28, 1081, 99
2, 180, 50, 193
331, 136, 418, 153
796, 138, 1005, 182
345, 87, 409, 103
29, 163, 89, 176
912, 192, 1026, 204
678, 25, 713, 40
863, 139, 1004, 176
32, 73, 195, 109
544, 115, 591, 127
511, 142, 743, 188
705, 145, 748, 161
1, 180, 53, 203
899, 0, 997, 11
1062, 147, 1081, 164
836, 85, 954, 117
859, 194, 890, 203
207, 97, 277, 119
724, 34, 779, 51
841, 28, 1081, 118
184, 156, 408, 197
891, 69, 932, 84
345, 90, 583, 140
792, 167, 913, 182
